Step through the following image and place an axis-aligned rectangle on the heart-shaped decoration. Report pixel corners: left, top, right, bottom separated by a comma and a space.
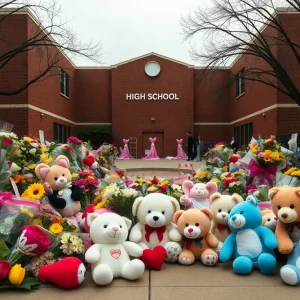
110, 249, 121, 259
140, 246, 166, 271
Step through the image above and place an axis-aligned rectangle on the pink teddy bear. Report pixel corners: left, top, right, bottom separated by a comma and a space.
180, 181, 218, 209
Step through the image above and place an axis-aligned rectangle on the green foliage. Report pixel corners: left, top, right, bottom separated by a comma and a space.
0, 240, 9, 260
76, 125, 113, 149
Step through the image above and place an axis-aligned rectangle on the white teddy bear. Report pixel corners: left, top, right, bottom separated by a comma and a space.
129, 193, 182, 265
85, 213, 145, 286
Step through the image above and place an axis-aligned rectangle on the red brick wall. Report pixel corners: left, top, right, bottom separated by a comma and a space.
74, 68, 112, 123
111, 55, 194, 158
0, 108, 28, 136
26, 16, 76, 137
0, 14, 28, 104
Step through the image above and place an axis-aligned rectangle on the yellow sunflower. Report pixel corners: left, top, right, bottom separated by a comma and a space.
49, 223, 63, 234
285, 167, 297, 175
291, 171, 300, 177
26, 183, 45, 200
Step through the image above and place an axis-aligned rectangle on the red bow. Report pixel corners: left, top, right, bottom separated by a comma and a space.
82, 204, 95, 219
145, 225, 166, 243
217, 224, 231, 234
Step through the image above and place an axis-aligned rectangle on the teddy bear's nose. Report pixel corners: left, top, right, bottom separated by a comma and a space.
60, 179, 64, 182
188, 228, 193, 233
232, 216, 237, 221
281, 213, 288, 219
112, 227, 119, 231
274, 217, 278, 220
221, 213, 226, 218
153, 216, 159, 221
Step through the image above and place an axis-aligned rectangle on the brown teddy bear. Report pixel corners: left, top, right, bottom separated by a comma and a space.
35, 155, 83, 228
173, 208, 219, 266
268, 186, 300, 285
209, 193, 243, 249
261, 209, 278, 232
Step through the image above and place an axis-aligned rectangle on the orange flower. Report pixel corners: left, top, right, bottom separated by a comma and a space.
13, 175, 26, 183
55, 216, 63, 225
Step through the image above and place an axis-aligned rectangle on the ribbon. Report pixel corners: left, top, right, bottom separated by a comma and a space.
145, 225, 166, 243
248, 159, 276, 186
285, 222, 300, 233
183, 237, 204, 250
216, 224, 231, 234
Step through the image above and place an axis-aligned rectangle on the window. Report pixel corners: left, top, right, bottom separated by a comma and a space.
60, 69, 69, 97
236, 68, 245, 98
234, 122, 253, 147
53, 122, 71, 143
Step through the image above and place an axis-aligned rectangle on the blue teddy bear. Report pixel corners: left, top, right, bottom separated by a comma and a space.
220, 195, 278, 275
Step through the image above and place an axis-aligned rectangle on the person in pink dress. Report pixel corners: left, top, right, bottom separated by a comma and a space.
172, 139, 188, 160
143, 137, 160, 160
117, 139, 134, 160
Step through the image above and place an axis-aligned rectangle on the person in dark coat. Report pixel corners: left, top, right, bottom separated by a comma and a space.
187, 132, 195, 161
230, 136, 238, 153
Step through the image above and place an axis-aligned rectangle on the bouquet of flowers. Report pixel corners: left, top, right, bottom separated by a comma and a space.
67, 136, 85, 169
193, 170, 212, 183
205, 142, 233, 169
32, 209, 77, 234
97, 144, 118, 166
72, 170, 100, 210
50, 232, 90, 260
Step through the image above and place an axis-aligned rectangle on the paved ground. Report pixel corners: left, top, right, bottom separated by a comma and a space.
115, 158, 205, 177
3, 159, 297, 298
2, 262, 298, 299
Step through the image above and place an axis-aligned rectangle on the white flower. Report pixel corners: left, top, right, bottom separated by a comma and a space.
121, 188, 138, 198
253, 191, 260, 196
30, 143, 39, 148
171, 184, 182, 192
29, 148, 36, 155
102, 185, 118, 200
147, 186, 158, 192
9, 162, 21, 172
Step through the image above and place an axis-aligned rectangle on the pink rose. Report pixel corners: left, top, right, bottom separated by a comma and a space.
18, 225, 51, 256
258, 152, 265, 158
212, 157, 219, 163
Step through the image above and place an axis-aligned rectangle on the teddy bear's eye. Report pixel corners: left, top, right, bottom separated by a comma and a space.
195, 223, 199, 226
104, 225, 107, 228
148, 210, 151, 214
218, 209, 222, 213
185, 223, 189, 227
228, 210, 231, 214
278, 205, 281, 210
267, 218, 271, 221
240, 211, 243, 215
119, 225, 122, 228
62, 174, 65, 177
290, 204, 295, 209
54, 177, 58, 180
162, 211, 165, 214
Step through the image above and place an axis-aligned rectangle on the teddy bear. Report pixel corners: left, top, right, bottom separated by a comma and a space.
220, 195, 278, 275
173, 208, 219, 266
129, 193, 182, 270
180, 181, 218, 209
209, 192, 243, 251
85, 212, 145, 285
261, 209, 278, 232
35, 155, 83, 228
268, 186, 300, 285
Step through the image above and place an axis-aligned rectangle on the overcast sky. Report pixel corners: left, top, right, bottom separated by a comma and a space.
58, 0, 212, 67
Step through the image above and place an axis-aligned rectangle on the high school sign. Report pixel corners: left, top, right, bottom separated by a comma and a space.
126, 93, 179, 101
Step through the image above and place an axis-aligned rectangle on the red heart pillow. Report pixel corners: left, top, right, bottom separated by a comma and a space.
140, 246, 166, 271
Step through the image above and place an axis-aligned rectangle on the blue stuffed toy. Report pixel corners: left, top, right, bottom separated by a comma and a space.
220, 195, 278, 275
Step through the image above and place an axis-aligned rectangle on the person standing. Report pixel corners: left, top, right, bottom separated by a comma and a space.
186, 132, 195, 161
195, 135, 204, 161
230, 136, 238, 153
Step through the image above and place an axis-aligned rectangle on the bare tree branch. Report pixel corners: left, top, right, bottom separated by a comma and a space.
181, 0, 300, 105
0, 0, 102, 96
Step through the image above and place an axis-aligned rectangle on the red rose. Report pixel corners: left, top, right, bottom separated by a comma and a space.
151, 177, 159, 185
269, 140, 274, 145
18, 225, 51, 256
2, 137, 13, 148
117, 171, 124, 178
229, 156, 239, 163
159, 185, 168, 193
192, 172, 196, 177
0, 260, 12, 280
